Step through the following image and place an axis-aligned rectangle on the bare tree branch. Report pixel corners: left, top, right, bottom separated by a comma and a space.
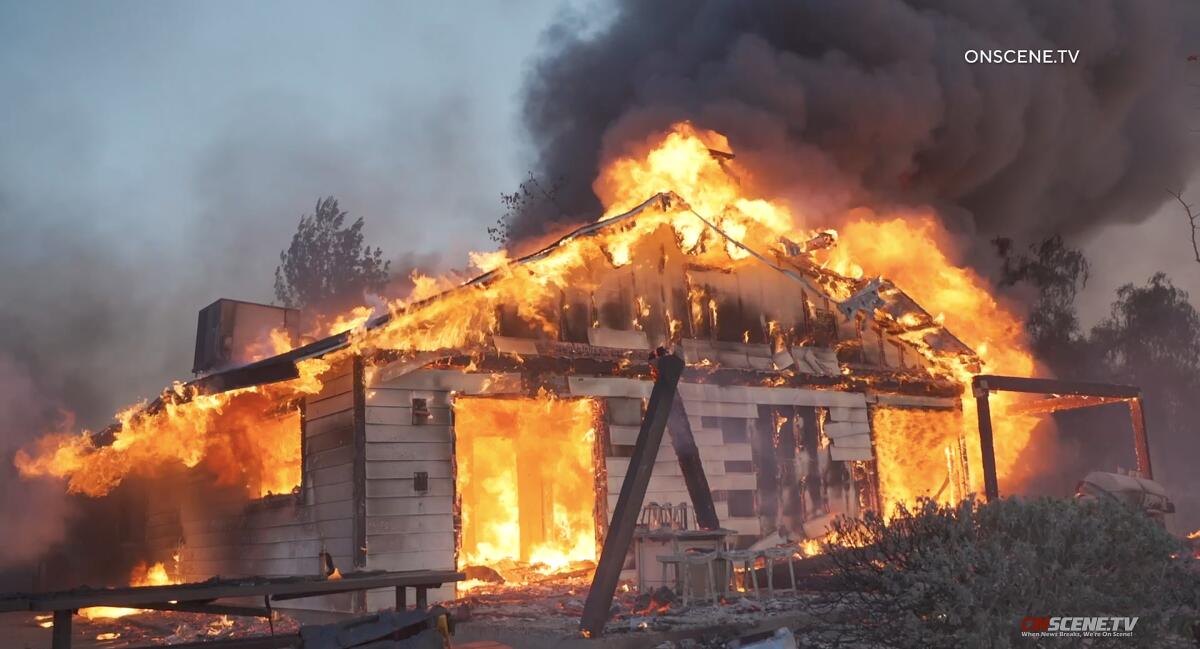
1168, 189, 1200, 264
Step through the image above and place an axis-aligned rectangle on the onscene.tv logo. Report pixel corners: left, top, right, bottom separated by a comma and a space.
1020, 616, 1138, 638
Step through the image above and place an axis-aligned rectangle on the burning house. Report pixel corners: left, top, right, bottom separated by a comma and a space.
13, 123, 1044, 617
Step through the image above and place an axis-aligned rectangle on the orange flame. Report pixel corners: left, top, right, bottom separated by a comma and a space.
16, 120, 1040, 531
79, 561, 177, 620
455, 392, 599, 577
819, 215, 1039, 498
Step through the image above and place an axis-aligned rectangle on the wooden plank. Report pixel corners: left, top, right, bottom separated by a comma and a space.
305, 410, 354, 437
366, 406, 451, 426
365, 442, 451, 462
365, 423, 451, 443
680, 400, 759, 418
608, 424, 642, 445
492, 335, 539, 355
376, 369, 522, 394
828, 407, 869, 422
568, 375, 652, 398
313, 501, 356, 523
830, 447, 873, 462
311, 464, 354, 487
21, 570, 465, 611
306, 391, 355, 420
313, 373, 355, 400
366, 532, 454, 554
606, 475, 688, 495
365, 388, 450, 408
825, 421, 871, 438
973, 374, 1140, 399
365, 514, 454, 535
871, 393, 959, 409
697, 444, 752, 461
312, 481, 354, 504
366, 551, 455, 572
583, 353, 682, 637
707, 473, 758, 490
587, 327, 650, 350
830, 433, 871, 449
367, 477, 454, 498
365, 496, 452, 517
365, 460, 451, 480
606, 397, 644, 426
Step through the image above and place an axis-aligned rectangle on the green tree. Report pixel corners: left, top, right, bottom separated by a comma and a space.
993, 235, 1090, 373
274, 197, 390, 310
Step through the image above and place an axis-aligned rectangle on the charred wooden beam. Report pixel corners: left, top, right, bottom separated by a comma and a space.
134, 600, 272, 617
580, 352, 684, 638
1129, 397, 1153, 479
972, 375, 1140, 399
51, 609, 70, 649
125, 635, 298, 649
15, 570, 463, 611
352, 355, 369, 613
973, 374, 1151, 499
1006, 394, 1129, 416
666, 395, 720, 530
972, 382, 1000, 502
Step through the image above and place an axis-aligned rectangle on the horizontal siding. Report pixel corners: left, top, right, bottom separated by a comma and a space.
366, 388, 451, 408
366, 460, 451, 480
306, 391, 355, 420
366, 405, 452, 426
366, 441, 451, 462
368, 477, 453, 498
366, 513, 454, 535
366, 496, 453, 516
368, 549, 455, 572
366, 423, 451, 443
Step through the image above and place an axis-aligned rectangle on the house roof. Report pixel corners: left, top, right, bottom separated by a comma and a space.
185, 192, 977, 399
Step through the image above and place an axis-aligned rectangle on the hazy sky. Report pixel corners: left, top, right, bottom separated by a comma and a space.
0, 0, 1196, 427
0, 1, 592, 424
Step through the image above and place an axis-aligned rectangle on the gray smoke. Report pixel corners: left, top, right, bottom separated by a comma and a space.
514, 0, 1198, 243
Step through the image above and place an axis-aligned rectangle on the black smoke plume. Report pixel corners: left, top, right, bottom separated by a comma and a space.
515, 0, 1198, 242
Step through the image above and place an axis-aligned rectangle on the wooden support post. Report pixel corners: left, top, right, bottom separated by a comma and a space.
396, 586, 406, 610
580, 353, 684, 638
972, 380, 1000, 502
51, 609, 71, 649
415, 587, 427, 611
666, 395, 719, 530
1129, 397, 1153, 479
351, 355, 369, 614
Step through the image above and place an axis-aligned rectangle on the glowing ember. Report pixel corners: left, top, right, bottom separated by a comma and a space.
454, 392, 599, 578
79, 561, 177, 620
1187, 529, 1200, 540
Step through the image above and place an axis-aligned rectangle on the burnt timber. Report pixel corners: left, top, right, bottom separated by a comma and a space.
0, 569, 462, 649
971, 374, 1152, 501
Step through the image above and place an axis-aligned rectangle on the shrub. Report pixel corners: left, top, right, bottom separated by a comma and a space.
825, 497, 1199, 648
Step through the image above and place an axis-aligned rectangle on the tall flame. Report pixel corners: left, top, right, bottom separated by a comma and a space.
15, 120, 1040, 523
455, 392, 599, 574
